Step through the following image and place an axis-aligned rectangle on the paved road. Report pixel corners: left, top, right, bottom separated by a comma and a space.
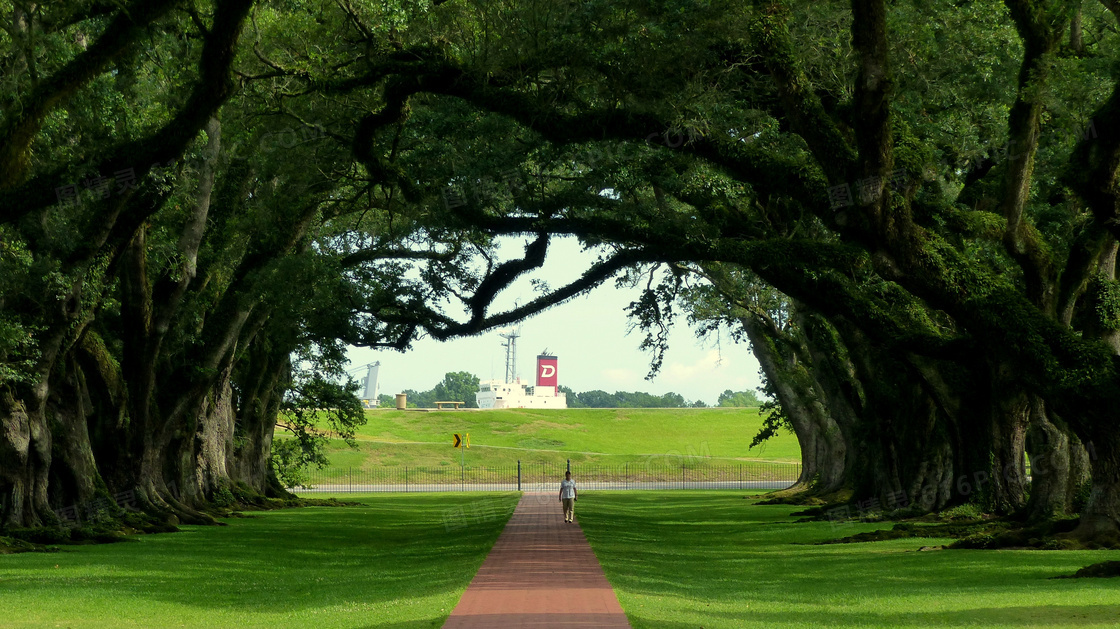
293, 480, 792, 493
442, 492, 631, 628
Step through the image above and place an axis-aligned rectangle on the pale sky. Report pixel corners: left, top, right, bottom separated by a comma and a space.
346, 237, 763, 405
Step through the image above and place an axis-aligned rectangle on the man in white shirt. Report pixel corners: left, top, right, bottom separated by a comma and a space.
559, 471, 577, 523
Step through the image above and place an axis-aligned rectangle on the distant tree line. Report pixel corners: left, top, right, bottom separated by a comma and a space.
561, 387, 697, 408
376, 372, 482, 409
374, 373, 762, 409
562, 386, 762, 408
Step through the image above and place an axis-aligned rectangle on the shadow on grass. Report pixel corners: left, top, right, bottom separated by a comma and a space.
625, 605, 1120, 628
0, 493, 518, 621
578, 491, 1120, 628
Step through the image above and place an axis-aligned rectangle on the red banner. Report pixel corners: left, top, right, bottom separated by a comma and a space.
537, 355, 558, 388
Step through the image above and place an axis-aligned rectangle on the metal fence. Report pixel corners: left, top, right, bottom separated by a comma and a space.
292, 460, 801, 493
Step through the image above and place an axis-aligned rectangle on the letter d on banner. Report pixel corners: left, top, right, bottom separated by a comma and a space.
537, 354, 558, 388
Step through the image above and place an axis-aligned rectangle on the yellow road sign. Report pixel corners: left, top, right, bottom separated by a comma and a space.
453, 433, 471, 448
464, 433, 470, 448
453, 433, 462, 448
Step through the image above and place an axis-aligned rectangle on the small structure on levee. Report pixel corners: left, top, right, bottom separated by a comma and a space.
359, 361, 380, 409
475, 329, 567, 409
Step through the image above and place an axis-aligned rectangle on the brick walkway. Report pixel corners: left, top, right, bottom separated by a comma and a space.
443, 492, 631, 628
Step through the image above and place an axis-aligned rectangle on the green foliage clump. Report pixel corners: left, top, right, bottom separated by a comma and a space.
271, 436, 322, 490
751, 371, 791, 449
1086, 273, 1120, 331
1072, 478, 1093, 514
402, 371, 481, 408
938, 503, 985, 522
210, 479, 237, 508
272, 342, 366, 488
950, 532, 996, 549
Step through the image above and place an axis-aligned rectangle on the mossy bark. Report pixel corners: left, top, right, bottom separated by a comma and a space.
740, 313, 847, 496
230, 346, 290, 496
0, 391, 52, 527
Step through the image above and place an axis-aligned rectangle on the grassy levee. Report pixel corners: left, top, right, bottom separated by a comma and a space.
314, 407, 799, 476
0, 493, 517, 628
577, 491, 1120, 628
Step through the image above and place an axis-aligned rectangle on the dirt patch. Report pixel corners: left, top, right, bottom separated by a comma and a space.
518, 437, 566, 449
515, 420, 579, 434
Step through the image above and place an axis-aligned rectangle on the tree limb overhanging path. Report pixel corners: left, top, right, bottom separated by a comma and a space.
443, 493, 630, 629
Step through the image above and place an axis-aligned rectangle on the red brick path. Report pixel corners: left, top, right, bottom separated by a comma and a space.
442, 492, 631, 628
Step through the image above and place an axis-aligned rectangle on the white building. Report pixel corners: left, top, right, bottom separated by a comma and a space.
475, 352, 568, 409
475, 378, 568, 409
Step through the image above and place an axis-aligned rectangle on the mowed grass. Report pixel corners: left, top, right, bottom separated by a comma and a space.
319, 407, 799, 470
0, 493, 518, 629
577, 491, 1120, 628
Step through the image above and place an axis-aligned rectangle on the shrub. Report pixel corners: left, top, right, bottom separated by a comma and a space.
939, 503, 985, 521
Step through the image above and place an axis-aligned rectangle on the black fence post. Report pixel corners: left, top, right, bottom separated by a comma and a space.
517, 460, 522, 492
566, 458, 571, 474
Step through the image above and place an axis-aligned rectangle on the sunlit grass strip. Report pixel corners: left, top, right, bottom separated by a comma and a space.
303, 407, 801, 471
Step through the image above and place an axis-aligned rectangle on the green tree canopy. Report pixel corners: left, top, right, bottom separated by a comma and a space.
4, 0, 1120, 548
717, 389, 763, 408
432, 371, 482, 407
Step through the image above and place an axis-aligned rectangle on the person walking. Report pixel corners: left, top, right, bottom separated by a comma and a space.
559, 471, 577, 523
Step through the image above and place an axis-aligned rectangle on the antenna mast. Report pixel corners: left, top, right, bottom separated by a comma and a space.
499, 328, 520, 383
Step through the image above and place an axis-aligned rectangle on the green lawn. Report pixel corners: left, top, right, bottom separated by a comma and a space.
577, 491, 1120, 628
316, 407, 800, 471
8, 490, 1119, 628
0, 493, 518, 629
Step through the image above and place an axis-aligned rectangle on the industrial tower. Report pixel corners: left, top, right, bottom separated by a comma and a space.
499, 328, 520, 383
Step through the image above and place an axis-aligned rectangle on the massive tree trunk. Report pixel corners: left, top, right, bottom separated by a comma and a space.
974, 361, 1030, 514
73, 331, 131, 492
0, 290, 82, 527
796, 311, 864, 496
231, 344, 290, 496
1025, 398, 1089, 521
740, 313, 847, 496
1068, 423, 1120, 543
0, 390, 52, 527
46, 351, 107, 516
1074, 443, 1120, 543
188, 366, 237, 503
833, 320, 956, 512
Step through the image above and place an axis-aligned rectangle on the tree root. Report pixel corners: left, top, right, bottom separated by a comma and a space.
0, 534, 61, 554
1053, 561, 1120, 579
757, 486, 853, 506
815, 512, 1117, 550
1058, 515, 1120, 549
0, 486, 364, 552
